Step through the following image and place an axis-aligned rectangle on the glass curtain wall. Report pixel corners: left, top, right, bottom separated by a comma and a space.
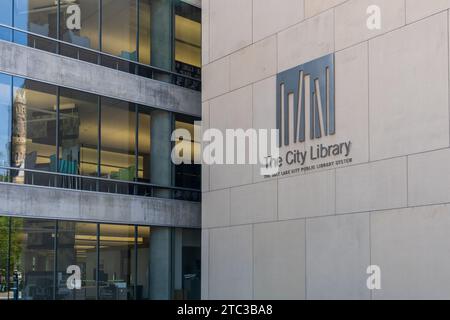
4, 1, 202, 75
0, 216, 200, 300
0, 72, 199, 192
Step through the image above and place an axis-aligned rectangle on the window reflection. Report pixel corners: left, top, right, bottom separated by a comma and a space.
100, 98, 136, 182
56, 221, 97, 300
0, 0, 12, 26
59, 87, 98, 177
12, 77, 57, 185
99, 224, 135, 300
9, 218, 56, 300
102, 0, 137, 61
14, 0, 58, 38
0, 74, 12, 181
59, 0, 100, 50
138, 0, 151, 65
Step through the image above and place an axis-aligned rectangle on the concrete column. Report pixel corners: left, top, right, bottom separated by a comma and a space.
150, 110, 173, 197
151, 0, 173, 80
149, 227, 171, 300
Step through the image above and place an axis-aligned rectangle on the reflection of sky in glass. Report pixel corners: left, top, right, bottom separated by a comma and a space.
0, 0, 12, 25
0, 74, 11, 168
14, 0, 31, 31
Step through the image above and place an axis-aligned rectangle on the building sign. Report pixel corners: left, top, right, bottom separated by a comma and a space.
267, 53, 353, 178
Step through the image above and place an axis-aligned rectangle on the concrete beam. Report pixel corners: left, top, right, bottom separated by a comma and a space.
0, 183, 201, 228
0, 40, 201, 117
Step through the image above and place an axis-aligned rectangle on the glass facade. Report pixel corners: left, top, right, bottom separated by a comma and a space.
0, 1, 201, 84
0, 216, 200, 300
0, 72, 201, 197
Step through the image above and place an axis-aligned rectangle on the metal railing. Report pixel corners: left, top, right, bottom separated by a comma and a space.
0, 166, 201, 202
0, 24, 201, 91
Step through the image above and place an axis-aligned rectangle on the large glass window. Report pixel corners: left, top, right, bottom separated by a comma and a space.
137, 105, 151, 183
9, 218, 56, 300
101, 0, 137, 60
174, 114, 201, 192
56, 221, 97, 300
59, 0, 100, 50
59, 87, 98, 177
172, 228, 200, 300
14, 0, 58, 38
174, 1, 201, 68
12, 77, 57, 185
99, 224, 135, 300
0, 0, 12, 26
0, 74, 12, 181
136, 226, 150, 300
100, 98, 136, 181
138, 0, 151, 65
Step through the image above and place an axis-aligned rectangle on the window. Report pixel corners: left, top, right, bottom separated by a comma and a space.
138, 0, 151, 65
172, 228, 200, 300
100, 98, 136, 182
9, 218, 56, 300
14, 0, 58, 38
59, 87, 98, 177
137, 105, 151, 183
0, 0, 13, 41
136, 226, 150, 300
56, 221, 97, 300
101, 0, 137, 60
0, 214, 200, 301
99, 224, 135, 300
0, 0, 12, 26
174, 1, 201, 68
59, 0, 100, 50
12, 77, 57, 185
0, 74, 12, 180
174, 114, 201, 191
